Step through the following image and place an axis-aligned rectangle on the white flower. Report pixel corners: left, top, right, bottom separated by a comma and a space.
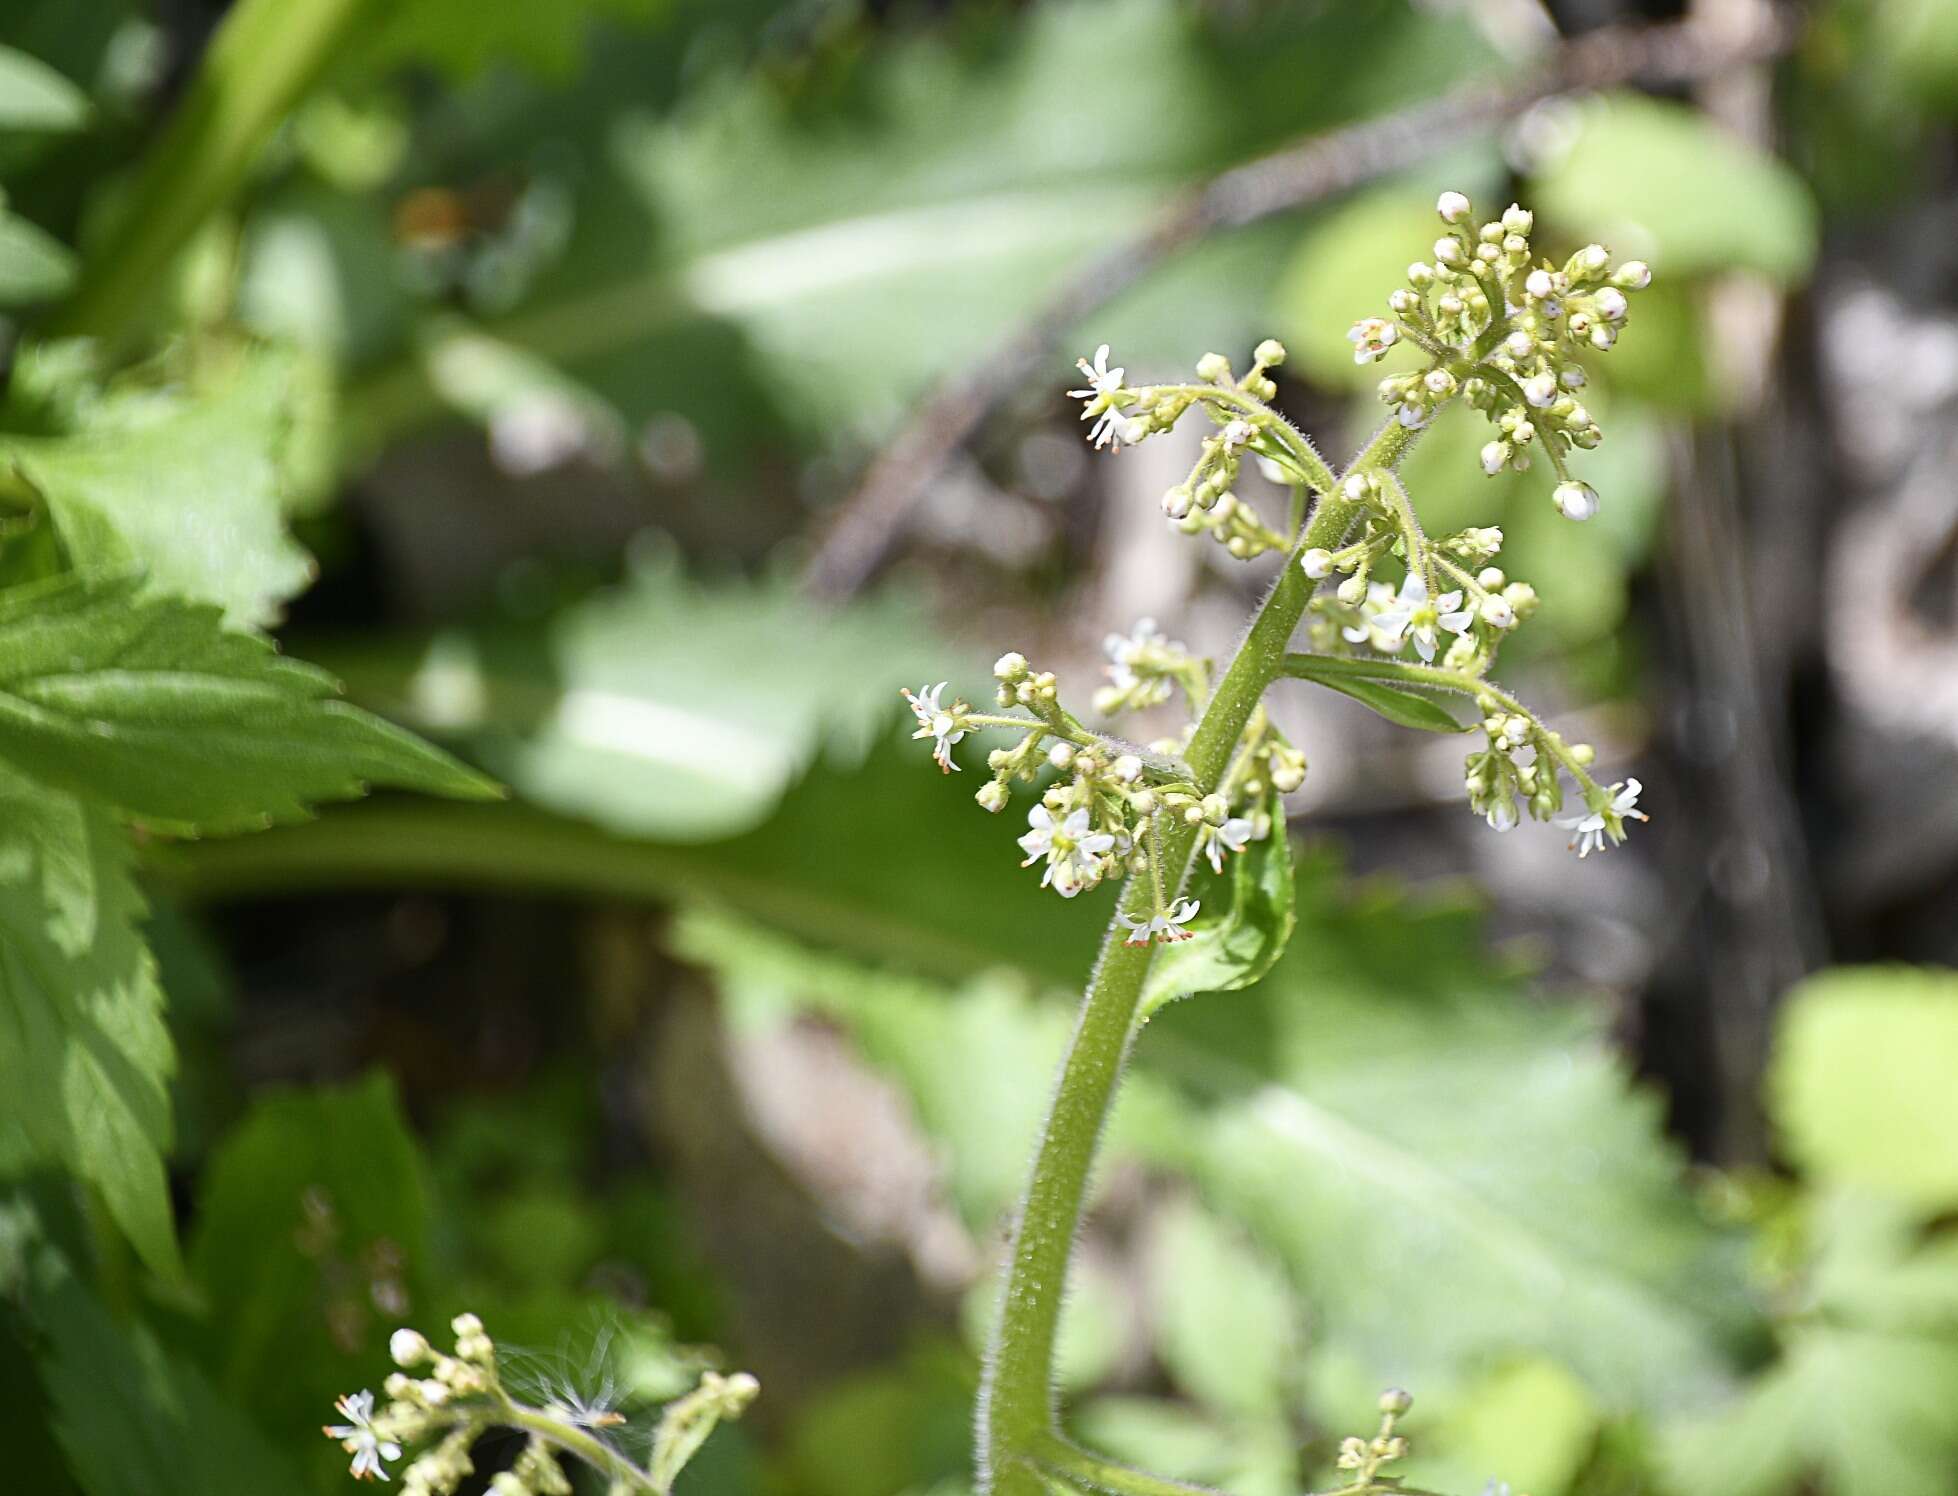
902, 681, 965, 772
325, 1391, 401, 1482
1103, 617, 1176, 695
1069, 343, 1124, 402
1552, 480, 1599, 522
1197, 816, 1259, 875
1018, 806, 1115, 897
1556, 778, 1648, 857
1369, 574, 1474, 662
1343, 579, 1397, 643
1119, 898, 1202, 946
1436, 190, 1471, 224
1397, 401, 1431, 429
1070, 344, 1138, 450
1348, 318, 1400, 365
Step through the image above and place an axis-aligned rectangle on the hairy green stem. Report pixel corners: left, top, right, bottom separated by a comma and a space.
49, 0, 382, 340
1029, 1435, 1224, 1496
502, 1402, 652, 1489
979, 416, 1421, 1495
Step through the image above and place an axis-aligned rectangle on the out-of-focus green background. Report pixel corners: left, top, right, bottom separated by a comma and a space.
3, 1, 1958, 1492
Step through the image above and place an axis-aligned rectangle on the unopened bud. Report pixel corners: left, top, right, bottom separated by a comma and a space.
1436, 190, 1471, 224
1553, 480, 1598, 522
993, 651, 1028, 682
1301, 547, 1334, 579
975, 780, 1010, 813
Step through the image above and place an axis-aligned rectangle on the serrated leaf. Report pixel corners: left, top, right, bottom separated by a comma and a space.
13, 1242, 304, 1496
186, 1074, 430, 1457
0, 349, 319, 626
1138, 792, 1296, 1021
0, 208, 75, 305
0, 43, 90, 134
1768, 966, 1958, 1212
1528, 92, 1818, 283
0, 769, 180, 1280
0, 574, 500, 835
1284, 656, 1465, 733
327, 560, 942, 843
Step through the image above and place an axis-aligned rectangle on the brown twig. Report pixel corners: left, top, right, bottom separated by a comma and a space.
801, 10, 1796, 599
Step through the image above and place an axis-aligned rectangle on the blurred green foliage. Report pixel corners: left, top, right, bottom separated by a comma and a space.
0, 1, 1955, 1494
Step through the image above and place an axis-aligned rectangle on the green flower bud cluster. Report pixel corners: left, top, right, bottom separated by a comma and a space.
1334, 1388, 1419, 1485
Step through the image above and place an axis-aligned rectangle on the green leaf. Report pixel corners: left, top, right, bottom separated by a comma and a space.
325, 558, 943, 843
1146, 1196, 1296, 1423
339, 4, 1500, 457
1154, 856, 1755, 1415
0, 43, 90, 133
0, 574, 500, 835
0, 348, 320, 627
1284, 657, 1465, 734
185, 1074, 430, 1458
1768, 966, 1958, 1211
1137, 793, 1296, 1021
1665, 1194, 1958, 1496
1528, 92, 1819, 283
0, 208, 75, 305
12, 1242, 305, 1496
342, 0, 668, 82
0, 768, 180, 1281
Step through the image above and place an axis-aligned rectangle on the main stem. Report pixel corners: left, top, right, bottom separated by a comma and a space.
980, 417, 1420, 1495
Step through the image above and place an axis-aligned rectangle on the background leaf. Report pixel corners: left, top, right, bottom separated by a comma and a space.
1768, 966, 1958, 1211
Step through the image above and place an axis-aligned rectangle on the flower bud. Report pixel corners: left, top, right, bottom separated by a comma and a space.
1195, 351, 1231, 383
975, 780, 1009, 813
1380, 1387, 1414, 1416
1501, 203, 1532, 235
1571, 243, 1609, 277
1503, 331, 1533, 360
1480, 440, 1510, 476
1433, 236, 1465, 266
1113, 754, 1144, 784
1553, 480, 1599, 521
1593, 287, 1628, 322
1162, 486, 1192, 520
1336, 574, 1368, 605
1613, 260, 1652, 290
1301, 547, 1334, 579
1523, 373, 1557, 408
1476, 567, 1505, 589
1482, 594, 1516, 629
391, 1329, 431, 1367
450, 1313, 483, 1339
993, 651, 1028, 682
1407, 261, 1434, 287
1436, 190, 1471, 224
1048, 742, 1074, 770
1253, 338, 1287, 367
1524, 268, 1554, 300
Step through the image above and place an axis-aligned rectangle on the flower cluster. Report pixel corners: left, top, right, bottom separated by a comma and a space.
896, 628, 1287, 940
323, 1314, 756, 1495
1335, 1388, 1416, 1486
1354, 190, 1652, 521
904, 190, 1656, 942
